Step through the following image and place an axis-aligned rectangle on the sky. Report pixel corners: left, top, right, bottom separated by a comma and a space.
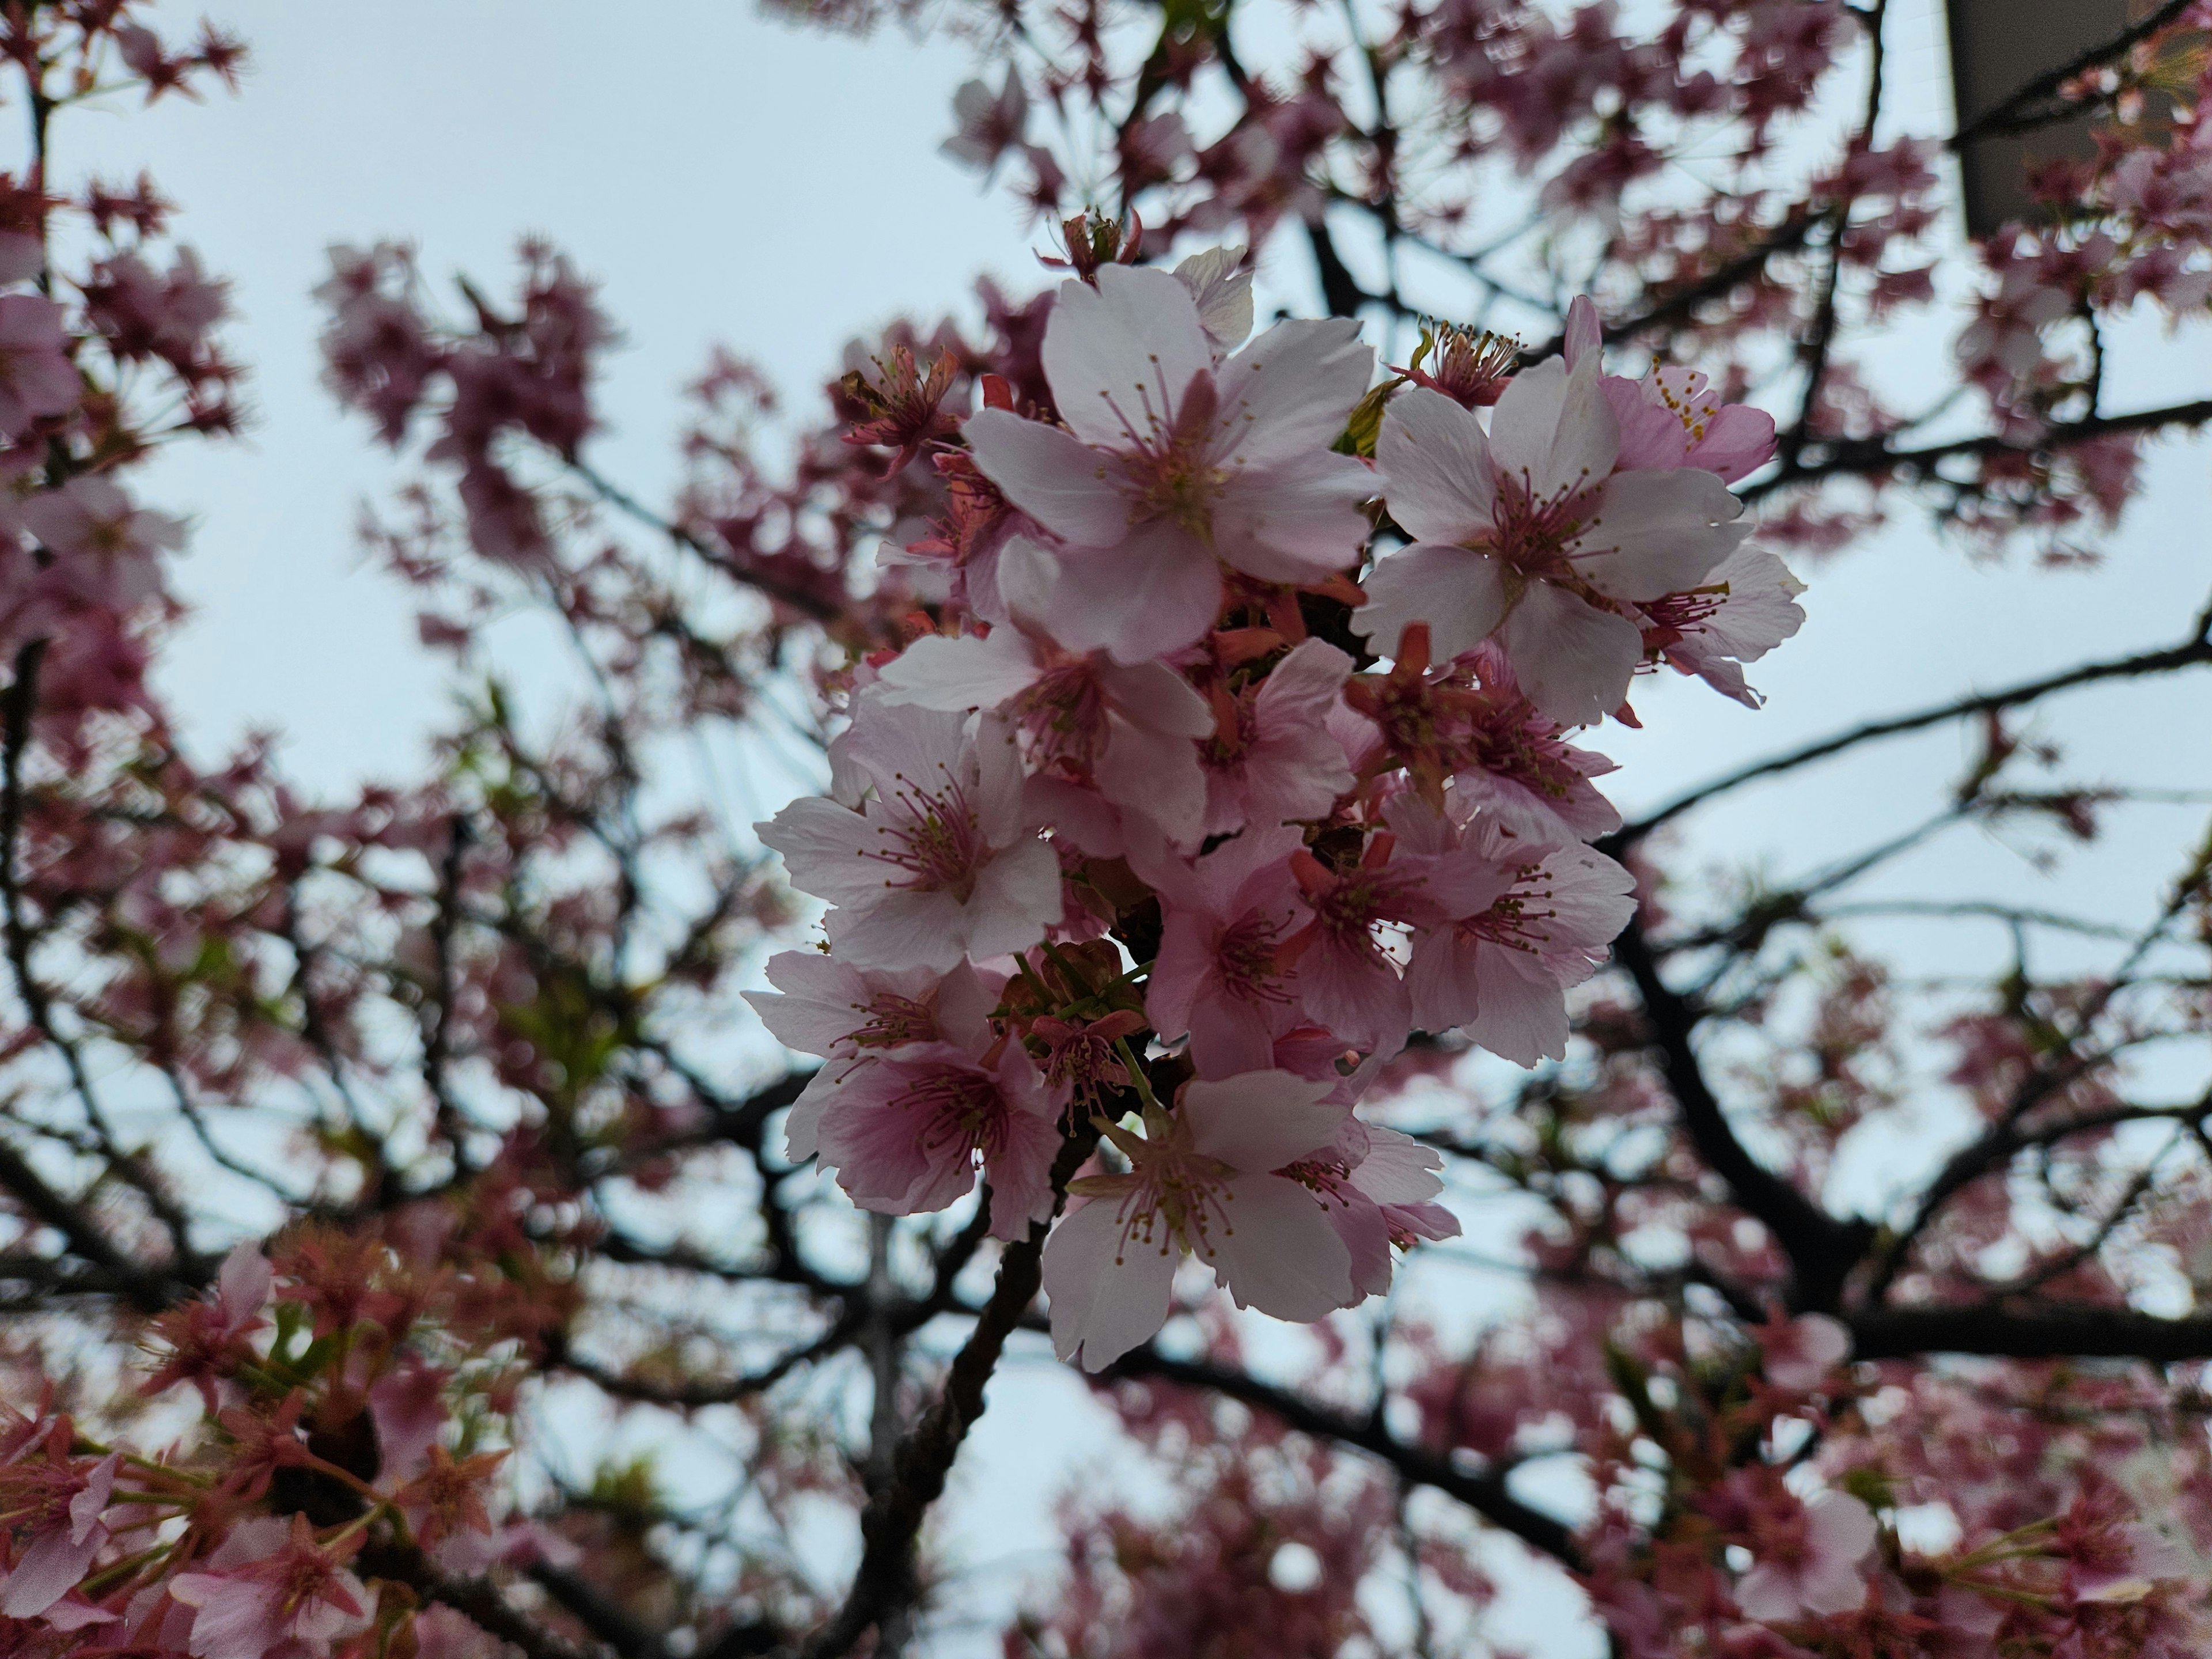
25, 0, 2212, 1650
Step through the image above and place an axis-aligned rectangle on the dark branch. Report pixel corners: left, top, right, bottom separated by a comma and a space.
1103, 1346, 1584, 1570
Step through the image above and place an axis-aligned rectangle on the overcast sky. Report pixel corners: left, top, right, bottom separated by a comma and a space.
31, 1, 2212, 1649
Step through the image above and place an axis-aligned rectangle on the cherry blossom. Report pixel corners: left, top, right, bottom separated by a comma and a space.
791, 961, 1061, 1237
1642, 545, 1807, 708
1146, 825, 1312, 1076
756, 694, 1061, 972
1043, 1071, 1355, 1369
1732, 1491, 1878, 1623
168, 1514, 371, 1659
1198, 637, 1356, 840
1361, 363, 1749, 725
21, 475, 185, 612
963, 264, 1377, 662
0, 1436, 118, 1620
874, 585, 1215, 843
942, 71, 1028, 173
1286, 1117, 1460, 1297
0, 294, 79, 436
1391, 796, 1638, 1065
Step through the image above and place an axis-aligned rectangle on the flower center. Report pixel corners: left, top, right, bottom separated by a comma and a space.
897, 1069, 1007, 1162
865, 769, 987, 901
1103, 367, 1228, 540
1457, 866, 1556, 954
1214, 912, 1291, 1005
1489, 471, 1600, 582
848, 993, 937, 1048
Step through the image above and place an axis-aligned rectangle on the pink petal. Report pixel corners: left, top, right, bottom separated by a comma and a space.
1377, 387, 1496, 543
962, 409, 1131, 547
1044, 1196, 1180, 1372
1357, 543, 1508, 662
1028, 523, 1223, 664
1212, 317, 1373, 467
1198, 1173, 1356, 1319
1181, 1071, 1347, 1171
1210, 454, 1378, 582
1497, 581, 1644, 728
1488, 354, 1618, 501
1, 1525, 102, 1619
874, 629, 1044, 711
1575, 468, 1747, 601
1043, 266, 1214, 448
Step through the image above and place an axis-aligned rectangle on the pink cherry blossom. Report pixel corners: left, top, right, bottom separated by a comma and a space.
0, 293, 79, 437
772, 956, 1004, 1164
1733, 1491, 1878, 1623
1361, 362, 1749, 725
1564, 297, 1777, 483
744, 950, 963, 1065
0, 1444, 118, 1620
963, 263, 1377, 662
1642, 544, 1807, 708
757, 694, 1060, 972
21, 475, 184, 612
168, 1513, 370, 1659
874, 590, 1215, 844
797, 961, 1060, 1239
1392, 797, 1637, 1066
1043, 1070, 1355, 1370
1146, 826, 1312, 1077
1449, 643, 1622, 843
1283, 1117, 1460, 1298
942, 71, 1028, 173
1199, 637, 1356, 840
1756, 1312, 1851, 1392
1284, 802, 1531, 1057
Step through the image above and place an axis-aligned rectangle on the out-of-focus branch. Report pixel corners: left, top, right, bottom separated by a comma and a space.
1852, 1303, 2212, 1362
357, 1539, 597, 1659
1102, 1346, 1585, 1570
1609, 917, 1872, 1312
1748, 396, 2212, 498
1611, 612, 2212, 843
1949, 0, 2199, 146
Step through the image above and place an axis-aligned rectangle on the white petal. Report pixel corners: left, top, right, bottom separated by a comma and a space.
1097, 658, 1214, 738
1574, 468, 1748, 601
1211, 454, 1378, 583
1487, 354, 1618, 501
1377, 387, 1497, 544
755, 797, 877, 906
1174, 246, 1255, 351
1199, 1173, 1357, 1319
1181, 1070, 1346, 1171
1036, 522, 1222, 664
1356, 543, 1508, 661
1044, 266, 1215, 448
1045, 1196, 1180, 1372
1497, 581, 1643, 728
963, 408, 1131, 547
1213, 316, 1373, 467
835, 889, 971, 973
875, 630, 1043, 712
959, 836, 1064, 960
1097, 708, 1209, 847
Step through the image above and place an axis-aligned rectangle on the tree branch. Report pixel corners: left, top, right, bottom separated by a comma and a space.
1102, 1347, 1585, 1570
796, 1131, 1095, 1658
1610, 617, 2212, 843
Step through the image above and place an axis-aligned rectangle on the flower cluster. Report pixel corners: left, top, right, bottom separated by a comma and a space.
755, 249, 1798, 1369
